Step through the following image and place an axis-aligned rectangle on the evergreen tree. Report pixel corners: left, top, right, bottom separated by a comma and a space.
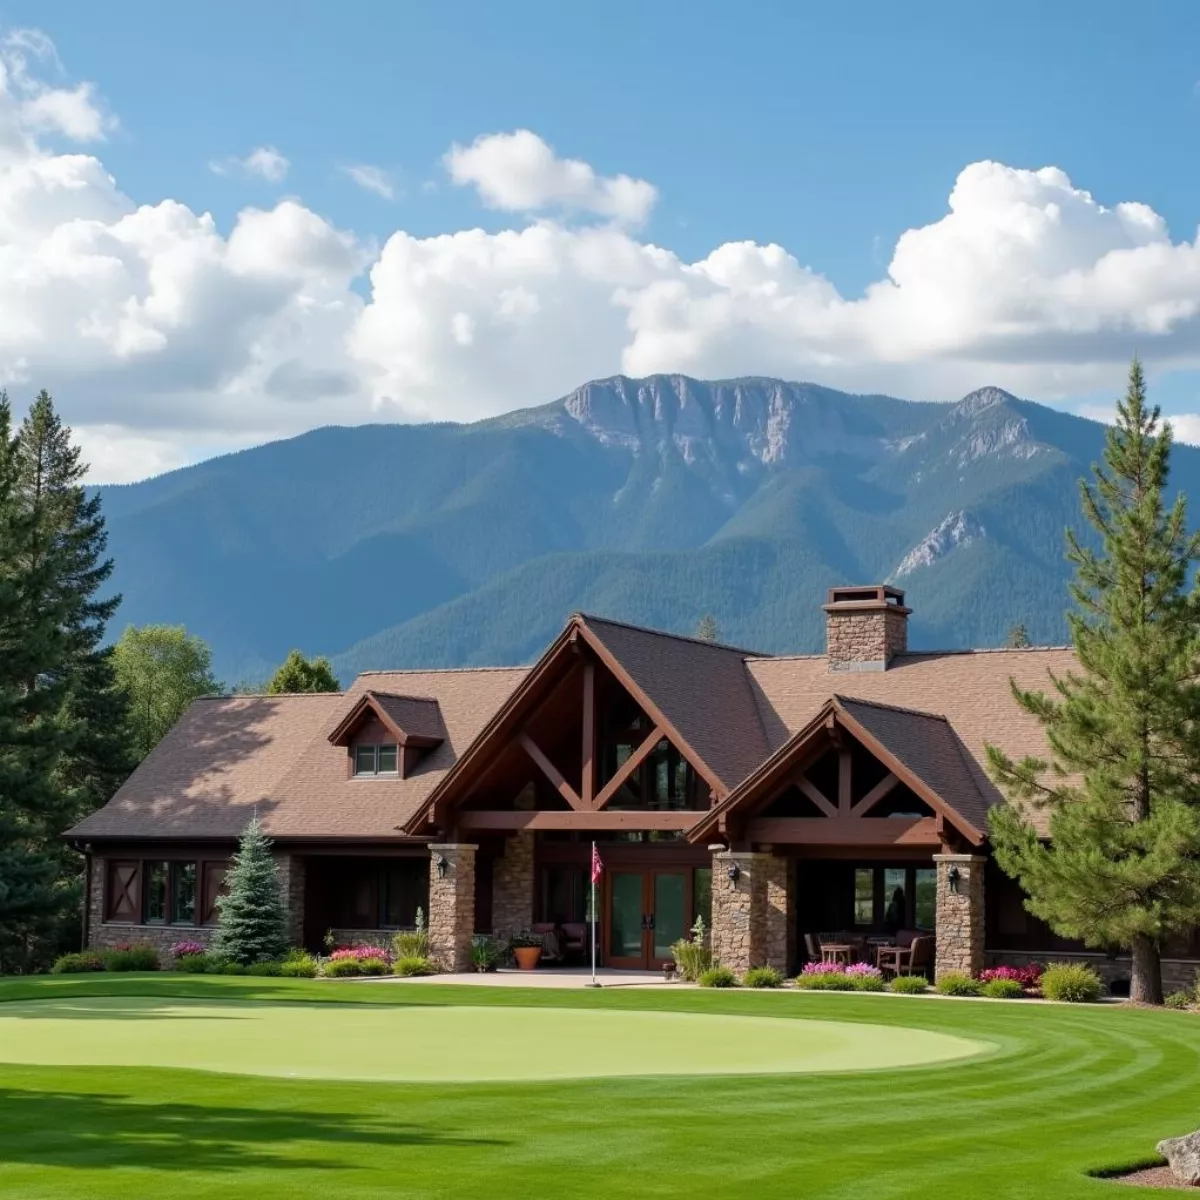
211, 815, 290, 965
987, 360, 1200, 1005
266, 649, 340, 694
0, 395, 63, 971
1005, 623, 1031, 649
113, 624, 220, 760
695, 614, 719, 642
0, 392, 130, 969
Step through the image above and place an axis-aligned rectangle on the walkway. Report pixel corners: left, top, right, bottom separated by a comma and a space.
380, 967, 687, 989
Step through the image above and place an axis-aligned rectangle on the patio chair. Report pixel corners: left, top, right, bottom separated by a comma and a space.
560, 922, 589, 963
804, 932, 821, 962
880, 934, 935, 979
532, 922, 564, 963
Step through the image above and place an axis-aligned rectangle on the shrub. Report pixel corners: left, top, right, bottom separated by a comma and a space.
245, 961, 283, 976
51, 951, 106, 974
671, 915, 713, 983
169, 940, 207, 959
470, 935, 500, 972
980, 964, 1043, 989
103, 943, 160, 972
982, 977, 1026, 1000
794, 961, 858, 991
357, 957, 390, 976
322, 957, 364, 977
174, 953, 211, 974
848, 966, 886, 993
216, 961, 248, 975
1041, 962, 1103, 1004
743, 966, 783, 988
698, 965, 739, 988
393, 908, 431, 959
394, 955, 437, 977
935, 972, 982, 997
1164, 990, 1193, 1011
329, 946, 391, 963
280, 949, 318, 978
889, 974, 929, 994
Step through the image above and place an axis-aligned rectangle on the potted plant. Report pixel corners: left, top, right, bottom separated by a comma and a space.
509, 931, 544, 970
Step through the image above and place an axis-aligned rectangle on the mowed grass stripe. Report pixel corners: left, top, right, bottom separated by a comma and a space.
0, 975, 1197, 1199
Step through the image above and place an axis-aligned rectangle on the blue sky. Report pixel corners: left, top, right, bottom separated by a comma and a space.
4, 1, 1200, 479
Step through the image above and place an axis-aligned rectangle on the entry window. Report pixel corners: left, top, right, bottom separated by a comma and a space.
693, 868, 712, 930
914, 869, 936, 930
144, 861, 169, 924
354, 743, 399, 776
853, 868, 874, 926
883, 868, 907, 932
170, 862, 197, 925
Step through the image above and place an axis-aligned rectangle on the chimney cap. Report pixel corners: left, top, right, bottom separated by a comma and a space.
823, 584, 911, 614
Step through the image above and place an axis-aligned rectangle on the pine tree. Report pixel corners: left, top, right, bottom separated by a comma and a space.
1005, 623, 1031, 649
0, 395, 65, 972
987, 360, 1200, 1005
211, 815, 290, 965
266, 649, 340, 694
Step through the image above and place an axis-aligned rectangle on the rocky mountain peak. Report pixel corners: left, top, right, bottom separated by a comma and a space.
890, 510, 987, 580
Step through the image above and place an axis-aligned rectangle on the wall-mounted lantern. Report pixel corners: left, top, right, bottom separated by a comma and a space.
726, 862, 741, 884
947, 865, 961, 894
434, 853, 449, 879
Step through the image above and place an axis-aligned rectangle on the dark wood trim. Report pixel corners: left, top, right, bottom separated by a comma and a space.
838, 749, 852, 814
519, 733, 585, 810
459, 810, 703, 831
593, 724, 664, 810
581, 662, 595, 808
851, 772, 900, 816
745, 816, 940, 846
798, 777, 838, 819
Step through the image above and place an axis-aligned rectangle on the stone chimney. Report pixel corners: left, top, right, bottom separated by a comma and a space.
823, 585, 910, 671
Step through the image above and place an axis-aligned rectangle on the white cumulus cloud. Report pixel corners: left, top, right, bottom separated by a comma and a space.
210, 145, 290, 182
444, 129, 658, 227
10, 32, 1200, 484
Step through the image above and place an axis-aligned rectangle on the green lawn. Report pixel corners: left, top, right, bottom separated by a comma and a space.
0, 975, 1197, 1199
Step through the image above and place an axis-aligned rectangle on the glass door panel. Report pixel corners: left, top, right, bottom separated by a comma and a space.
652, 872, 687, 961
610, 872, 645, 962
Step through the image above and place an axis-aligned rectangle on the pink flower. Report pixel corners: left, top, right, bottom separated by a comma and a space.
846, 962, 882, 978
170, 941, 207, 958
329, 946, 392, 962
801, 962, 843, 975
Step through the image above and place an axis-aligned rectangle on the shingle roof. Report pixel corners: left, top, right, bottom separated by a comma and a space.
367, 692, 446, 743
579, 614, 773, 792
834, 696, 992, 834
68, 668, 528, 841
744, 648, 1076, 834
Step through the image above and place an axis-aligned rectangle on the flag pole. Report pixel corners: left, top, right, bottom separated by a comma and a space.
586, 840, 601, 988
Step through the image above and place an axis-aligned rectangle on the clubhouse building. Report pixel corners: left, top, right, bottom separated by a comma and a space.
66, 586, 1200, 989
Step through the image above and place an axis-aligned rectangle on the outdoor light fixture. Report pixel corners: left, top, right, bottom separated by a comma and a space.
947, 865, 961, 893
727, 862, 741, 884
434, 854, 448, 879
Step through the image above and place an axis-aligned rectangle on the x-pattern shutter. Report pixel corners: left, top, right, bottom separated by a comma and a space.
106, 861, 140, 921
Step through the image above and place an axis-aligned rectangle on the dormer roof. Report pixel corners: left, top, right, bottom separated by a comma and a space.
327, 690, 445, 749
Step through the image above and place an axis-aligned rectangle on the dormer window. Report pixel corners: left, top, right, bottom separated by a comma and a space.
354, 743, 399, 776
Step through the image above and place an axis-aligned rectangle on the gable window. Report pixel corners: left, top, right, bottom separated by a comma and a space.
354, 743, 399, 776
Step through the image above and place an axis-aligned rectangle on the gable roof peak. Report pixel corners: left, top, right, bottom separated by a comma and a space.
572, 611, 770, 659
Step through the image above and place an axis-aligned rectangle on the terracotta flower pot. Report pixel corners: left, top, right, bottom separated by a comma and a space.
513, 946, 542, 970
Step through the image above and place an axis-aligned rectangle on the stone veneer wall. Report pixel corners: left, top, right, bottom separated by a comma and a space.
86, 851, 300, 959
428, 843, 477, 972
825, 608, 908, 671
491, 832, 535, 940
711, 851, 791, 974
934, 854, 985, 979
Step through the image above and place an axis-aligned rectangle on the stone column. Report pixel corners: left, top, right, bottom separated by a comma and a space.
428, 843, 477, 973
711, 850, 791, 975
491, 831, 535, 941
273, 854, 306, 946
933, 854, 986, 979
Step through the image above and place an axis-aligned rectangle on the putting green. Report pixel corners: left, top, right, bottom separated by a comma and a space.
0, 997, 987, 1081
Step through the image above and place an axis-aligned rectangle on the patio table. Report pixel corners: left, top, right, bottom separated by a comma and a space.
821, 944, 853, 966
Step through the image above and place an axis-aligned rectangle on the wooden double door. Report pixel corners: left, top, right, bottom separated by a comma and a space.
605, 867, 692, 970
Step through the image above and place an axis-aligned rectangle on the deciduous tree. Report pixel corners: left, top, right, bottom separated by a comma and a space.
266, 649, 340, 694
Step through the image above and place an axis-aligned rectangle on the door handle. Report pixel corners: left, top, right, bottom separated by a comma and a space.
641, 913, 655, 930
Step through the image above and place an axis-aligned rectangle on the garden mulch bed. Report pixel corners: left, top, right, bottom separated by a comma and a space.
1106, 1165, 1197, 1190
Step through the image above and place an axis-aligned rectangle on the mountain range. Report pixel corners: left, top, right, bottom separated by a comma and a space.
96, 374, 1186, 685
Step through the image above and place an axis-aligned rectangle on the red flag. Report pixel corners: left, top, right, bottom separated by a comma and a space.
590, 842, 603, 884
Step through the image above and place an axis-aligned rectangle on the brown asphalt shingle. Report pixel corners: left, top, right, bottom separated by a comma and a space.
367, 692, 446, 743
